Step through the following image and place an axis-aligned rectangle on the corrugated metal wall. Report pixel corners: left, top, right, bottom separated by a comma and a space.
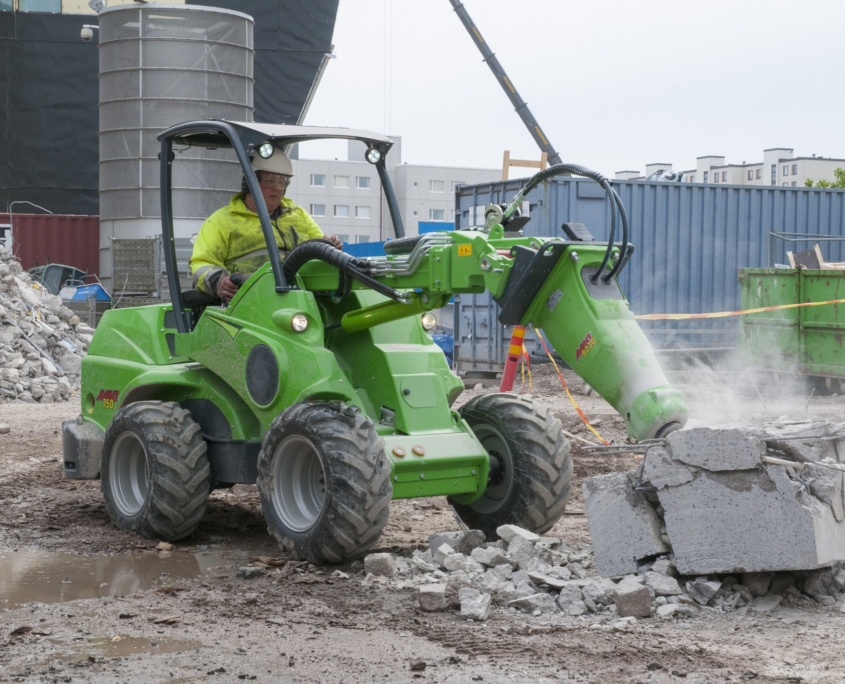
0, 213, 100, 277
454, 180, 845, 373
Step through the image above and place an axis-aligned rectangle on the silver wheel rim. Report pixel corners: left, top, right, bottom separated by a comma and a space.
109, 432, 150, 517
473, 424, 514, 514
271, 435, 326, 533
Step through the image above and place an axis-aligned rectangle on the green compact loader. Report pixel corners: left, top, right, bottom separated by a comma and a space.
62, 121, 687, 563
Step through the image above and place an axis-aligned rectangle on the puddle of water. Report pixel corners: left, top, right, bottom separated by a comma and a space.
0, 548, 247, 610
84, 634, 205, 657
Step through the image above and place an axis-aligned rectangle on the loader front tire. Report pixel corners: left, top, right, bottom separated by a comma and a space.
256, 402, 392, 565
101, 401, 210, 541
449, 393, 572, 539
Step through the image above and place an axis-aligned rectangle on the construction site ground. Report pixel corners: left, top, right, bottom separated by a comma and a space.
2, 364, 844, 683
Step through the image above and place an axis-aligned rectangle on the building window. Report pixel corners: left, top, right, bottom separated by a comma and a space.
355, 176, 370, 189
334, 205, 349, 218
430, 208, 445, 221
791, 181, 797, 187
782, 182, 789, 187
0, 0, 11, 10
792, 164, 798, 175
310, 174, 325, 187
335, 175, 349, 189
430, 180, 445, 193
783, 165, 789, 176
771, 165, 777, 185
355, 206, 371, 219
413, 182, 418, 188
748, 170, 754, 181
703, 171, 709, 183
356, 235, 370, 244
412, 211, 418, 217
722, 171, 727, 182
452, 181, 465, 192
335, 234, 349, 244
713, 175, 718, 183
756, 168, 762, 179
20, 0, 61, 11
309, 203, 326, 217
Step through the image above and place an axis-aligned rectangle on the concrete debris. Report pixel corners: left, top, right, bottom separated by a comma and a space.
0, 245, 90, 403
0, 423, 9, 434
507, 592, 558, 615
586, 422, 845, 576
751, 595, 783, 614
237, 567, 265, 579
432, 542, 455, 567
612, 583, 653, 618
685, 578, 721, 606
364, 553, 397, 577
418, 584, 447, 612
497, 525, 540, 544
459, 588, 492, 621
428, 530, 485, 556
742, 572, 773, 597
644, 572, 682, 596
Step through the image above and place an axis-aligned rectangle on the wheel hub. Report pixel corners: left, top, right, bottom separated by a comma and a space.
271, 435, 326, 533
109, 432, 150, 517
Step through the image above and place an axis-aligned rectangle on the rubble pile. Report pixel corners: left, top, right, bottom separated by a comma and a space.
0, 245, 92, 403
363, 523, 845, 623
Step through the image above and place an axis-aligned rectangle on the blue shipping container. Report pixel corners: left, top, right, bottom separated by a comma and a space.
453, 178, 845, 373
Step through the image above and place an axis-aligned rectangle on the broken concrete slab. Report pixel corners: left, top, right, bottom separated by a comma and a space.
641, 446, 696, 490
658, 464, 845, 574
507, 593, 558, 615
685, 578, 721, 606
470, 547, 516, 569
497, 525, 540, 544
429, 530, 485, 556
583, 472, 669, 577
644, 572, 682, 596
666, 427, 766, 471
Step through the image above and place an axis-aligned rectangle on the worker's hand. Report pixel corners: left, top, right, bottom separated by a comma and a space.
217, 274, 241, 302
327, 235, 343, 250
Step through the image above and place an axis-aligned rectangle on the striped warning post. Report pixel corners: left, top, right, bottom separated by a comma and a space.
499, 325, 526, 392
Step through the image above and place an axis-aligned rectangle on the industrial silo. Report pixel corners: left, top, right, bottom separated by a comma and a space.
98, 4, 253, 294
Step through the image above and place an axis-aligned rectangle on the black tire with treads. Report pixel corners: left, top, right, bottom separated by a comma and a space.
449, 393, 572, 539
256, 402, 392, 564
101, 401, 210, 541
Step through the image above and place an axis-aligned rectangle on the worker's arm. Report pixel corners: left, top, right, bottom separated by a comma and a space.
189, 218, 230, 298
290, 205, 342, 249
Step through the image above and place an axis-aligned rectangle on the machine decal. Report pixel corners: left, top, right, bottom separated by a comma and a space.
575, 332, 596, 361
457, 244, 472, 256
96, 389, 120, 409
547, 288, 563, 312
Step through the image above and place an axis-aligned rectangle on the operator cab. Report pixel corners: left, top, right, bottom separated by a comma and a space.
158, 120, 404, 333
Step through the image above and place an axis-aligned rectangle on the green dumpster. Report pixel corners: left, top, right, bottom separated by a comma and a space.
739, 268, 845, 385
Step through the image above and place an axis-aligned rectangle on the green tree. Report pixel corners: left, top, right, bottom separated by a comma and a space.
805, 168, 845, 188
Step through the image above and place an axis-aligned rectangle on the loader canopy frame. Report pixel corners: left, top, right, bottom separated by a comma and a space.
157, 120, 401, 333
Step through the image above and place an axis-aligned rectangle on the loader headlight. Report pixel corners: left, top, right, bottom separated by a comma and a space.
421, 312, 436, 330
291, 313, 309, 332
258, 143, 275, 159
365, 146, 382, 164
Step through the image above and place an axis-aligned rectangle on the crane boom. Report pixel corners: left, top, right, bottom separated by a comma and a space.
449, 0, 562, 166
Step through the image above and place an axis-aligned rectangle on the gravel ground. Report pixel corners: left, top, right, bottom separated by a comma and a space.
2, 367, 845, 682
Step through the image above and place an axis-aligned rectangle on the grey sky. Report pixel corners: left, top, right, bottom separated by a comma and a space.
304, 0, 845, 176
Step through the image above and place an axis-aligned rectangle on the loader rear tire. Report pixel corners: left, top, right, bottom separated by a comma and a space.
101, 401, 210, 541
256, 402, 392, 565
449, 393, 572, 539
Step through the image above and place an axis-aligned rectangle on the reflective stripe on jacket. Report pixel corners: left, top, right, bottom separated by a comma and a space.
190, 193, 324, 295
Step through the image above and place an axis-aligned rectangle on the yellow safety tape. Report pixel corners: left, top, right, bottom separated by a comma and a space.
634, 298, 845, 321
536, 332, 609, 446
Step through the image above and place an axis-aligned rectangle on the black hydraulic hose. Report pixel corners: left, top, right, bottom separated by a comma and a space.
604, 186, 630, 282
283, 240, 407, 303
591, 178, 617, 283
509, 163, 610, 209
384, 234, 424, 255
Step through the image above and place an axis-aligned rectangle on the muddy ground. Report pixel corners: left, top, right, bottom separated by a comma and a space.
1, 366, 845, 683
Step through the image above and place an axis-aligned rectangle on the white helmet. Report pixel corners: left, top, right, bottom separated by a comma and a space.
251, 148, 293, 177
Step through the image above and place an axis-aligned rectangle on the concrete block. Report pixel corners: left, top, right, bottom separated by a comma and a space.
433, 543, 455, 567
658, 465, 845, 574
365, 553, 397, 577
583, 472, 669, 577
470, 546, 516, 569
666, 427, 765, 471
612, 583, 653, 618
497, 525, 540, 544
459, 588, 491, 621
507, 593, 559, 615
581, 578, 617, 606
802, 566, 841, 597
508, 536, 539, 568
418, 584, 447, 612
472, 572, 506, 595
644, 572, 682, 596
429, 530, 485, 556
742, 572, 773, 597
642, 446, 696, 490
685, 578, 721, 606
442, 552, 466, 572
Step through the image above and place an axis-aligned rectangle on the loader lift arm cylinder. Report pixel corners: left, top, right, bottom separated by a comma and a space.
449, 0, 562, 166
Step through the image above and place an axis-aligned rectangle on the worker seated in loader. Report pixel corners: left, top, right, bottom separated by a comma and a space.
190, 149, 343, 301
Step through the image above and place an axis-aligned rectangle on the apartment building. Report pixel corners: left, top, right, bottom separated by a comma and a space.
288, 137, 500, 243
618, 148, 845, 187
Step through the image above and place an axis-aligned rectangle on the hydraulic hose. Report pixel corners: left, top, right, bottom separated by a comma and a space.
283, 240, 408, 303
383, 235, 424, 255
503, 163, 627, 283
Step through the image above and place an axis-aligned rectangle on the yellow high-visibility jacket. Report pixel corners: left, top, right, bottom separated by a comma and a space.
190, 193, 324, 296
